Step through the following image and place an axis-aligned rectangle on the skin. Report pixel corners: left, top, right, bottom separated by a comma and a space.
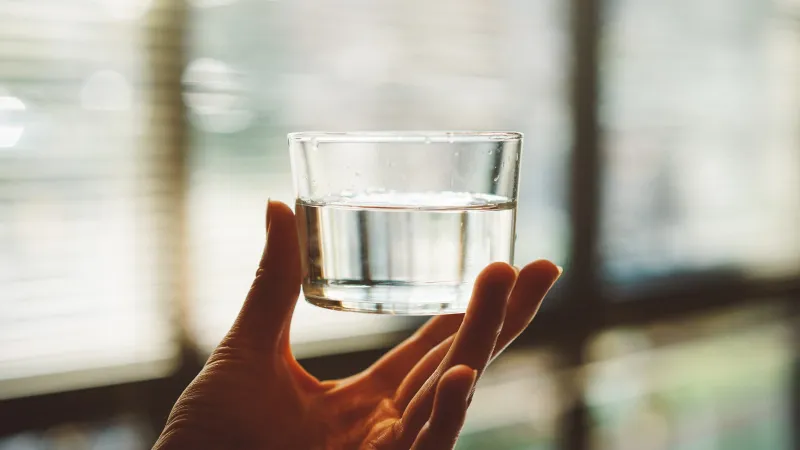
153, 200, 562, 450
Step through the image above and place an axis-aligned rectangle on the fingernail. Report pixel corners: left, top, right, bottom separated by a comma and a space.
266, 198, 272, 231
465, 369, 479, 405
556, 265, 564, 276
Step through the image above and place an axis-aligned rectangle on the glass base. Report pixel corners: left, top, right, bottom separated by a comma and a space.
302, 283, 472, 315
305, 295, 466, 315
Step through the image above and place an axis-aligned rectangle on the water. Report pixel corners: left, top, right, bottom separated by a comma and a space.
296, 191, 516, 314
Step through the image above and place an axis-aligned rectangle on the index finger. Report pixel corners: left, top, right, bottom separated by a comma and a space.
226, 201, 302, 351
439, 262, 517, 374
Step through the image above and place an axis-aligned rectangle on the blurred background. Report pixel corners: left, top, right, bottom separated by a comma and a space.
0, 0, 798, 448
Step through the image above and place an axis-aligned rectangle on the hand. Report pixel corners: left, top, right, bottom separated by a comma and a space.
153, 200, 561, 450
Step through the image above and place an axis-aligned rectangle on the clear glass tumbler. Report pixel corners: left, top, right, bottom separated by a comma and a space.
289, 131, 522, 315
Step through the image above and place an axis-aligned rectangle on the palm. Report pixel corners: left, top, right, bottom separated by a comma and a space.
154, 201, 560, 450
167, 352, 403, 449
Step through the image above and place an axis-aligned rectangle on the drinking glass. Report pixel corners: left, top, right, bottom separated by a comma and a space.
289, 131, 522, 315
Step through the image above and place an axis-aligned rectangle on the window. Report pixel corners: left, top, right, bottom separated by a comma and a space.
586, 305, 795, 450
458, 350, 565, 450
599, 0, 800, 286
0, 415, 150, 450
0, 0, 175, 398
1, 1, 798, 448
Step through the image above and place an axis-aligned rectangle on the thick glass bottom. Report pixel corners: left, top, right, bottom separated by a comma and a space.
303, 283, 472, 315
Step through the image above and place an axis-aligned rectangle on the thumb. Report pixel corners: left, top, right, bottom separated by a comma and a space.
226, 200, 302, 350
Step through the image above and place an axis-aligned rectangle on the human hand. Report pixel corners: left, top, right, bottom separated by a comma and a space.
153, 200, 561, 450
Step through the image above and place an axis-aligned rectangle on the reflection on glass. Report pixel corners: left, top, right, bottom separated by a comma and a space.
185, 0, 570, 350
457, 350, 563, 450
600, 0, 800, 285
586, 305, 796, 450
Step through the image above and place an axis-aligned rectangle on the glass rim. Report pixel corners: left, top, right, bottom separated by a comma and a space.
288, 131, 523, 144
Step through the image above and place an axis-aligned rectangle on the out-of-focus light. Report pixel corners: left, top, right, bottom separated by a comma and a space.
0, 95, 26, 149
192, 110, 254, 134
182, 58, 254, 133
95, 0, 153, 20
189, 0, 242, 8
182, 58, 237, 115
81, 71, 133, 111
332, 41, 393, 83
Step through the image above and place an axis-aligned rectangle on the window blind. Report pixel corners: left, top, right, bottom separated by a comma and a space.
0, 0, 177, 398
